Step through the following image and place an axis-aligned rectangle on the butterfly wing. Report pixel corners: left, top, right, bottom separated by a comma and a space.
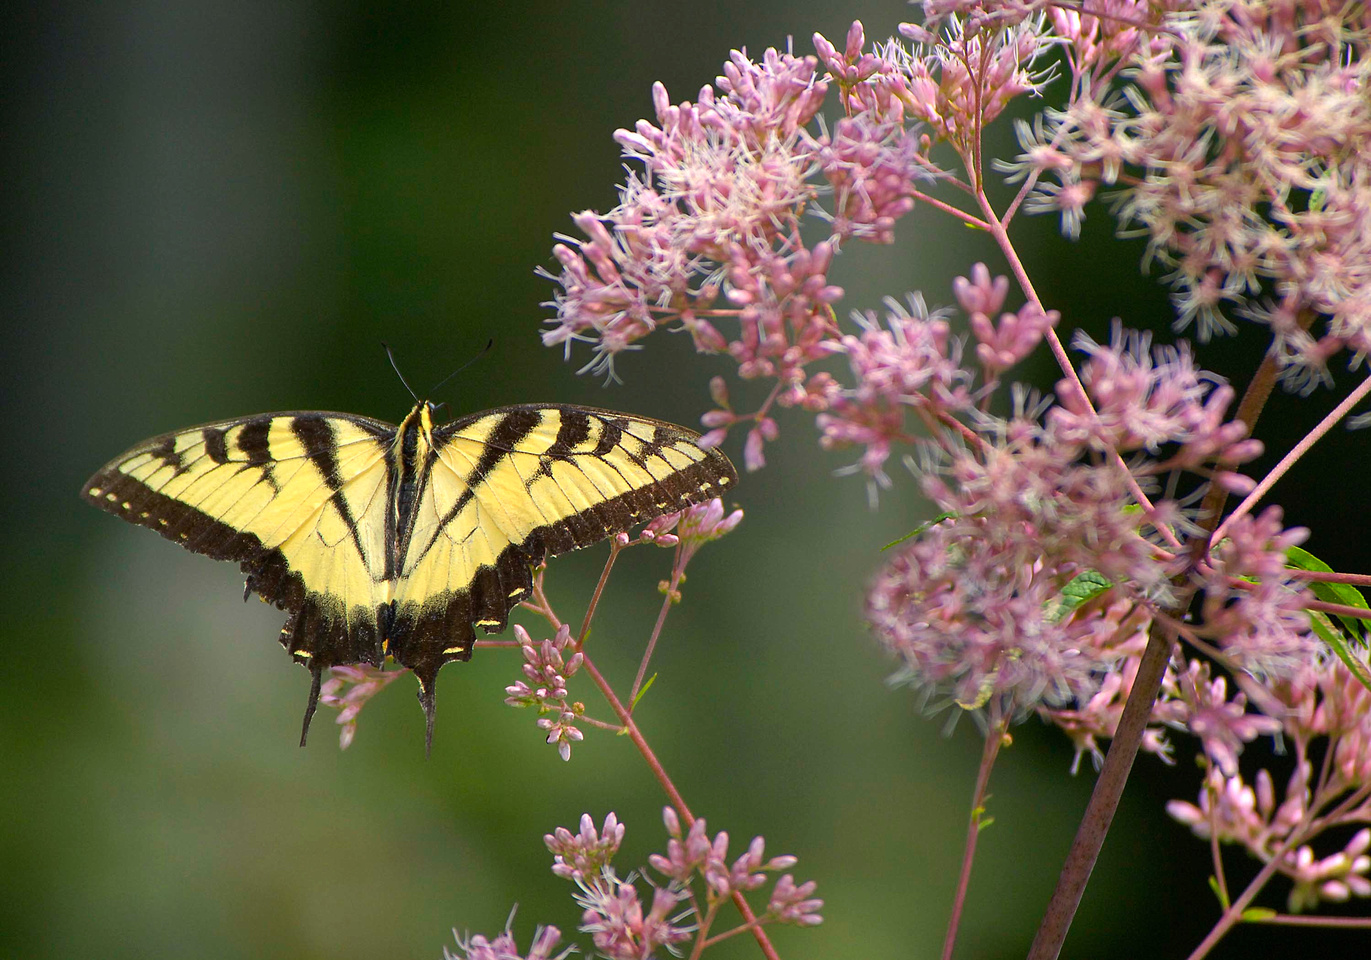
384, 404, 738, 739
82, 412, 398, 736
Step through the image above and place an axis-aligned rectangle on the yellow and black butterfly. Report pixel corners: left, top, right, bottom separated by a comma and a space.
82, 399, 737, 750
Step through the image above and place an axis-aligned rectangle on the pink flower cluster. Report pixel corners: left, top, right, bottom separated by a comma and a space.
1167, 654, 1371, 912
504, 624, 586, 761
867, 321, 1301, 724
814, 265, 1059, 490
642, 497, 745, 567
1196, 506, 1319, 675
576, 878, 691, 960
462, 811, 819, 960
571, 807, 822, 954
534, 5, 1371, 942
543, 20, 1058, 467
868, 519, 1137, 714
543, 47, 833, 388
318, 664, 406, 750
546, 812, 625, 883
445, 924, 568, 960
650, 805, 806, 908
500, 499, 741, 758
1015, 0, 1371, 386
1154, 660, 1282, 776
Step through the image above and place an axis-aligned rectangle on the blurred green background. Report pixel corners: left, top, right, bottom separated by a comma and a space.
5, 3, 1368, 959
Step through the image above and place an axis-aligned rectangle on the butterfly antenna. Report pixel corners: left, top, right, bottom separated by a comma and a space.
428, 338, 494, 398
383, 342, 421, 404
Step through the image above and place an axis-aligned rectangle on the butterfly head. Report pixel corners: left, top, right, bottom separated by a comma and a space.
394, 400, 440, 463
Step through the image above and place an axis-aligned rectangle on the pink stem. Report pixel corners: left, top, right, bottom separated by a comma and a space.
1211, 373, 1371, 544
940, 715, 1006, 960
630, 551, 684, 706
1244, 915, 1371, 928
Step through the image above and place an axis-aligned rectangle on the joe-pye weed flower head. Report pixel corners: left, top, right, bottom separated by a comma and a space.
520, 4, 1371, 957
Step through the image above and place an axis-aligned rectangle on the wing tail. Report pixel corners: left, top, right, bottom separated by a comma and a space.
416, 666, 438, 758
383, 595, 481, 752
280, 599, 386, 747
300, 663, 324, 747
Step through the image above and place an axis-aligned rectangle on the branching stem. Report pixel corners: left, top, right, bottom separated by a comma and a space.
529, 545, 782, 960
578, 651, 782, 960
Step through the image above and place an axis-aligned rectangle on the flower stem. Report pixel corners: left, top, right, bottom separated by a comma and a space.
977, 196, 1181, 551
940, 714, 1006, 960
909, 189, 990, 229
1026, 621, 1178, 959
1243, 914, 1371, 928
515, 557, 778, 954
1185, 832, 1304, 960
701, 918, 766, 949
1212, 371, 1371, 543
630, 548, 685, 706
1027, 350, 1282, 960
1289, 569, 1371, 586
688, 899, 723, 960
1205, 770, 1229, 906
578, 539, 627, 645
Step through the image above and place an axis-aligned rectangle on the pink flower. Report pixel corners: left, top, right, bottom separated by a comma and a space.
867, 517, 1133, 714
1156, 661, 1281, 776
648, 809, 713, 883
1196, 507, 1317, 676
817, 116, 922, 243
1018, 3, 1371, 377
505, 625, 587, 760
546, 812, 625, 882
957, 263, 1058, 377
767, 874, 824, 926
1049, 325, 1219, 455
818, 294, 971, 485
577, 878, 691, 960
445, 924, 568, 960
319, 664, 406, 750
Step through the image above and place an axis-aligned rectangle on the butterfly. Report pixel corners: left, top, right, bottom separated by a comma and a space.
83, 399, 737, 750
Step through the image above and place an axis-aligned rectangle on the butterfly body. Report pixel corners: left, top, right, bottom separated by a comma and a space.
83, 401, 737, 749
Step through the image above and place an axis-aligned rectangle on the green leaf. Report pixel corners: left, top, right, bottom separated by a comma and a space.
1287, 546, 1369, 632
1240, 907, 1278, 922
1061, 570, 1112, 608
882, 512, 958, 552
1286, 546, 1371, 693
631, 673, 658, 711
1208, 875, 1230, 909
1046, 570, 1113, 623
975, 816, 995, 833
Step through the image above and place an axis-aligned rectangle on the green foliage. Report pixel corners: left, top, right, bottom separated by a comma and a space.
1287, 545, 1371, 692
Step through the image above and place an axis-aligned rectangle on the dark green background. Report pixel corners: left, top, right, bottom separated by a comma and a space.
5, 3, 1366, 958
